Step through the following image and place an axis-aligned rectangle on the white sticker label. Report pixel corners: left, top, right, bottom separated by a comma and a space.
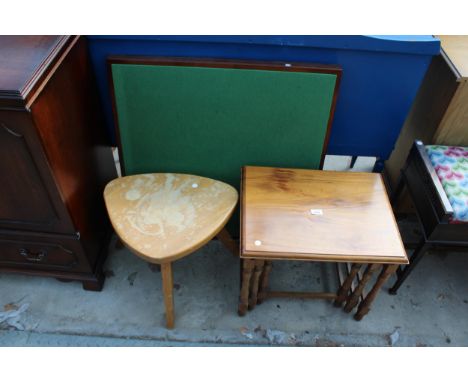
254, 240, 262, 246
192, 183, 199, 188
310, 209, 323, 215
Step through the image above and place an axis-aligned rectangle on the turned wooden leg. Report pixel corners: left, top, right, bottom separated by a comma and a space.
258, 261, 273, 304
161, 262, 175, 329
238, 259, 255, 316
216, 227, 239, 256
389, 238, 429, 295
334, 263, 361, 307
355, 264, 398, 321
248, 260, 265, 310
344, 263, 379, 313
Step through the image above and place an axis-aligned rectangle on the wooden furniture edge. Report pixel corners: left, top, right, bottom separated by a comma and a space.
412, 140, 454, 216
0, 36, 77, 111
239, 252, 408, 265
107, 57, 341, 176
25, 36, 78, 109
107, 57, 127, 176
107, 55, 342, 74
240, 166, 247, 258
440, 47, 463, 83
320, 66, 341, 169
377, 172, 408, 261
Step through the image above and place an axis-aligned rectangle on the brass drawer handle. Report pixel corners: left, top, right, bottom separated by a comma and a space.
19, 248, 47, 262
0, 121, 22, 137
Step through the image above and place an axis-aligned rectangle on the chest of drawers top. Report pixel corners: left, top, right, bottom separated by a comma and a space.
0, 35, 74, 110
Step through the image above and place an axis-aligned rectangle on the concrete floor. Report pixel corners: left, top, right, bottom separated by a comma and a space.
1, 156, 468, 346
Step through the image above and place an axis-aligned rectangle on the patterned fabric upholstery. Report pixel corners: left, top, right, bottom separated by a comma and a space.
426, 145, 468, 223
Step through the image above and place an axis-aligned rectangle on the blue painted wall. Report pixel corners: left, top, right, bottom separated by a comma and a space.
87, 35, 440, 163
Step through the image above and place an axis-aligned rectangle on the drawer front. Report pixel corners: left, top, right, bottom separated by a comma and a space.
0, 232, 91, 272
0, 110, 75, 234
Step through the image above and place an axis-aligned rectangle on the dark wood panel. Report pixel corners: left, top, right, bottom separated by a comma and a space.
401, 142, 453, 239
0, 36, 61, 91
0, 230, 108, 291
385, 54, 460, 213
0, 110, 75, 233
0, 35, 114, 290
0, 231, 89, 272
30, 36, 117, 266
0, 118, 56, 226
431, 224, 468, 242
0, 229, 105, 290
0, 36, 74, 109
386, 55, 459, 186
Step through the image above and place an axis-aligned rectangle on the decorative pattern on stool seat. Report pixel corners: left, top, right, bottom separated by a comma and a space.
426, 145, 468, 223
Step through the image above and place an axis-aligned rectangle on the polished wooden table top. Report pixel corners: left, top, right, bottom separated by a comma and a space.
104, 173, 238, 263
241, 166, 407, 264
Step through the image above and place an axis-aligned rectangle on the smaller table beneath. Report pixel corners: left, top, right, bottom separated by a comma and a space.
239, 166, 408, 320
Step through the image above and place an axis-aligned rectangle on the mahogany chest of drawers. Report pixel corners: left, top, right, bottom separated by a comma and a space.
0, 35, 117, 290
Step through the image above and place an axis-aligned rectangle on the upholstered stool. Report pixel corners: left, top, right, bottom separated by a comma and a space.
426, 145, 468, 223
104, 173, 238, 328
389, 141, 468, 294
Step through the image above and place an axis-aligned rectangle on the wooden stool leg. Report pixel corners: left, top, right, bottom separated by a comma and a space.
258, 261, 273, 304
334, 263, 361, 307
389, 239, 429, 295
238, 259, 255, 316
216, 227, 239, 256
248, 260, 265, 310
355, 264, 398, 321
344, 263, 379, 313
161, 262, 174, 329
